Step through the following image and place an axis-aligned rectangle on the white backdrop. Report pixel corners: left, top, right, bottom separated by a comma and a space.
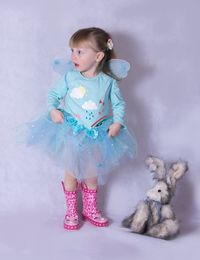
0, 0, 199, 259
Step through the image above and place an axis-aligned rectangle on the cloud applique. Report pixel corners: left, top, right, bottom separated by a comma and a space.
82, 100, 98, 110
70, 86, 86, 99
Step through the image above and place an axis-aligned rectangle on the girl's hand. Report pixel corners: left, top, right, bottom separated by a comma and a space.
50, 109, 64, 123
108, 122, 122, 137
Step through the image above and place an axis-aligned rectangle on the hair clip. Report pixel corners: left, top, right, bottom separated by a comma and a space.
107, 39, 114, 50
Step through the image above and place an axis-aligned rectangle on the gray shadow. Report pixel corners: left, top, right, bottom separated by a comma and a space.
99, 32, 156, 215
173, 172, 198, 236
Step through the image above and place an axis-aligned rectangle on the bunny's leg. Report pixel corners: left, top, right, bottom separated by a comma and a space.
146, 219, 179, 239
128, 201, 150, 233
130, 201, 150, 233
122, 212, 135, 228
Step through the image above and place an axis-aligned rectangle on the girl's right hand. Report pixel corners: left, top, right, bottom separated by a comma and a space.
50, 109, 64, 123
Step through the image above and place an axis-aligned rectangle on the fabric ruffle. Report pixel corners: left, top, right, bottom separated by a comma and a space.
23, 110, 137, 184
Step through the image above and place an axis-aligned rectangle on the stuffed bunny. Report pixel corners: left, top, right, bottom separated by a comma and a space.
122, 156, 188, 239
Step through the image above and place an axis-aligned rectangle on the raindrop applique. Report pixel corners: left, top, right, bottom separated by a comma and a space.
85, 111, 95, 120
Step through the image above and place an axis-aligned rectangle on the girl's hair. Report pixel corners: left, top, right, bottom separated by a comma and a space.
69, 27, 118, 79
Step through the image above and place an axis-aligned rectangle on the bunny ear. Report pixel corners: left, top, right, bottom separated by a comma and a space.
145, 156, 166, 181
167, 161, 188, 188
107, 59, 130, 79
52, 59, 75, 75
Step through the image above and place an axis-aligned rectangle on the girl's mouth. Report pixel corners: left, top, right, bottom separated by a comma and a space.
74, 63, 79, 68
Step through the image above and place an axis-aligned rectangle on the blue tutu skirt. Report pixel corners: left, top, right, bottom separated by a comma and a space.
23, 110, 137, 184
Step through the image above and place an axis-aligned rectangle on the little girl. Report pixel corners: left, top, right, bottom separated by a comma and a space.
25, 27, 137, 230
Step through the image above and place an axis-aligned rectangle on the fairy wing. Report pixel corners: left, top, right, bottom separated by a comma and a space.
52, 58, 130, 79
107, 59, 130, 79
52, 59, 75, 75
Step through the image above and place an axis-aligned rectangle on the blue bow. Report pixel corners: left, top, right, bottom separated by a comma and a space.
66, 114, 98, 139
86, 128, 98, 139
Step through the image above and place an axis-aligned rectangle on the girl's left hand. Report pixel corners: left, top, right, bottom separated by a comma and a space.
108, 122, 122, 137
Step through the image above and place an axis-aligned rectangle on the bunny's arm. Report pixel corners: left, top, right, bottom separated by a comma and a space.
161, 204, 175, 220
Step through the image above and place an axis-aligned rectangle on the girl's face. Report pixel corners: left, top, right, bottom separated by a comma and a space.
70, 41, 104, 77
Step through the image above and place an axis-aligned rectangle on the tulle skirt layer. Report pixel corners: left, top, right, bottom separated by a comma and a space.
23, 111, 137, 184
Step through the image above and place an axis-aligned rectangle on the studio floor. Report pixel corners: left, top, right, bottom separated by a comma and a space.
0, 208, 199, 260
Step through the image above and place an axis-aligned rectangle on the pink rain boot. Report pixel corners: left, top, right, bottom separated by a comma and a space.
61, 181, 79, 230
81, 183, 108, 227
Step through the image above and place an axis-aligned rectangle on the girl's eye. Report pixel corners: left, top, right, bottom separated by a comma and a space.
158, 189, 161, 192
71, 48, 85, 55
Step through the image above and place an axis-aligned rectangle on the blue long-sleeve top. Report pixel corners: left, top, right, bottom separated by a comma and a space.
47, 70, 125, 129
